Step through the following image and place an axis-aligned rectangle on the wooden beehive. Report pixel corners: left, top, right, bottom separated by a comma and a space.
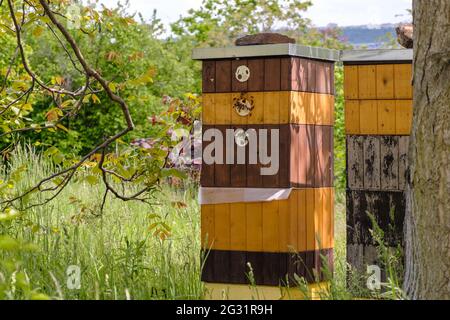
194, 42, 339, 298
342, 49, 413, 280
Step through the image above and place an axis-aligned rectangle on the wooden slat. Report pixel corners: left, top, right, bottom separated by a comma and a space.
305, 92, 317, 125
291, 58, 300, 92
290, 123, 300, 187
202, 60, 216, 93
378, 100, 396, 134
214, 93, 232, 124
398, 136, 409, 191
262, 200, 279, 252
306, 188, 316, 251
230, 125, 247, 187
201, 205, 215, 249
376, 64, 395, 99
214, 126, 230, 187
263, 92, 280, 124
299, 58, 309, 92
363, 136, 381, 190
229, 251, 247, 284
396, 100, 413, 135
359, 100, 378, 134
316, 61, 328, 94
314, 125, 324, 187
358, 65, 377, 99
314, 189, 323, 250
278, 199, 290, 253
347, 136, 364, 189
306, 125, 316, 187
262, 125, 280, 188
344, 65, 359, 99
215, 60, 232, 93
250, 92, 265, 124
380, 136, 399, 191
298, 189, 307, 252
201, 126, 215, 187
279, 125, 290, 187
248, 58, 265, 92
279, 91, 290, 124
307, 60, 317, 93
289, 190, 299, 253
345, 100, 360, 134
246, 202, 263, 252
264, 58, 281, 91
214, 204, 230, 250
322, 126, 334, 187
394, 64, 413, 99
202, 93, 215, 125
230, 203, 247, 252
232, 59, 248, 92
280, 58, 293, 91
231, 93, 248, 126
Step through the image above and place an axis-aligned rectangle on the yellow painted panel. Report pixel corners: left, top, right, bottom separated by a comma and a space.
289, 190, 299, 253
345, 100, 360, 134
297, 189, 307, 252
394, 64, 413, 99
376, 64, 395, 99
246, 202, 263, 252
344, 65, 359, 99
378, 100, 396, 134
315, 94, 334, 125
202, 94, 215, 125
359, 100, 378, 135
230, 203, 247, 251
330, 189, 335, 249
314, 189, 323, 250
214, 204, 230, 251
204, 282, 330, 300
358, 65, 377, 99
214, 93, 232, 124
231, 93, 248, 126
263, 92, 280, 124
305, 92, 316, 125
262, 200, 279, 252
201, 205, 215, 249
278, 199, 290, 252
322, 188, 332, 250
396, 100, 413, 135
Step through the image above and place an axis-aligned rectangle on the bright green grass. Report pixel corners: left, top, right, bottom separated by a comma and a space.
0, 146, 358, 300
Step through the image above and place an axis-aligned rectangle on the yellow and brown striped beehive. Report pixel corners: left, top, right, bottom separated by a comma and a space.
193, 41, 339, 299
342, 49, 413, 280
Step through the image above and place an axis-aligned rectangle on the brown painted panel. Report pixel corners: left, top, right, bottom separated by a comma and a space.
314, 125, 324, 187
398, 136, 409, 191
247, 58, 265, 92
262, 125, 280, 188
232, 60, 248, 92
264, 58, 281, 91
201, 249, 334, 286
315, 61, 328, 94
202, 61, 216, 93
322, 126, 334, 187
201, 249, 215, 282
246, 125, 264, 187
299, 58, 309, 92
230, 125, 247, 188
306, 125, 317, 187
291, 58, 300, 92
216, 60, 232, 93
279, 125, 290, 187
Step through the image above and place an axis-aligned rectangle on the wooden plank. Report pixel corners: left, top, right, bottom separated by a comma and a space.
398, 136, 409, 191
305, 92, 317, 125
363, 136, 381, 189
249, 92, 265, 124
396, 100, 413, 135
246, 252, 264, 284
344, 65, 359, 99
262, 200, 279, 252
289, 190, 300, 253
232, 59, 248, 92
358, 65, 376, 99
229, 251, 247, 284
278, 199, 290, 253
314, 189, 323, 250
314, 125, 324, 187
215, 60, 232, 93
246, 202, 263, 252
263, 92, 280, 124
376, 64, 395, 99
201, 249, 215, 283
246, 125, 263, 187
290, 57, 300, 92
279, 125, 290, 187
230, 125, 247, 187
316, 61, 328, 94
263, 253, 280, 286
290, 125, 301, 187
299, 58, 309, 92
315, 94, 333, 125
347, 136, 364, 189
359, 100, 378, 135
394, 64, 413, 99
279, 91, 290, 124
380, 136, 399, 191
202, 94, 215, 125
214, 93, 232, 124
280, 58, 293, 91
326, 63, 334, 95
264, 58, 281, 91
230, 203, 247, 251
201, 126, 215, 187
322, 126, 334, 188
202, 60, 216, 93
262, 125, 280, 188
231, 93, 248, 126
330, 189, 335, 249
201, 205, 215, 249
214, 126, 231, 187
290, 92, 305, 124
306, 188, 316, 251
322, 189, 331, 249
306, 125, 316, 187
307, 60, 317, 93
378, 100, 396, 134
345, 100, 360, 134
297, 189, 307, 252
247, 58, 265, 92
213, 250, 230, 283
214, 204, 230, 250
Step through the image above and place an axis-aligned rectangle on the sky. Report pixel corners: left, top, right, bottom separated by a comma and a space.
97, 0, 412, 27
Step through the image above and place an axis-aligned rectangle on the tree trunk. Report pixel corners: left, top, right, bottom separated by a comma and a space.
404, 0, 450, 299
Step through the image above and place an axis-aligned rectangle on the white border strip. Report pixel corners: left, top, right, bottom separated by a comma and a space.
199, 187, 293, 205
